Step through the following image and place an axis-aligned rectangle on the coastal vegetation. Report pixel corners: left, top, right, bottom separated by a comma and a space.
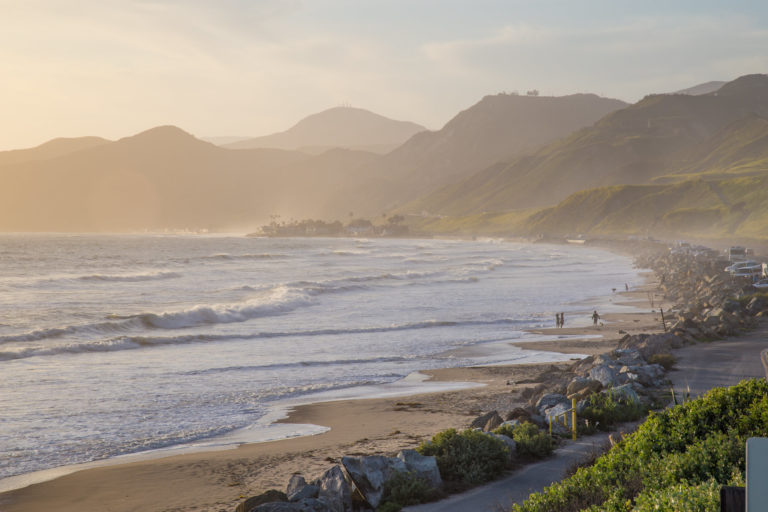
508, 379, 766, 512
417, 428, 511, 490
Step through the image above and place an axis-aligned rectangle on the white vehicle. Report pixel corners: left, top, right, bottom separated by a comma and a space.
753, 278, 768, 290
725, 260, 760, 273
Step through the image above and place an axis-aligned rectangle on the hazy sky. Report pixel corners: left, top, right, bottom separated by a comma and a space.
2, 0, 767, 150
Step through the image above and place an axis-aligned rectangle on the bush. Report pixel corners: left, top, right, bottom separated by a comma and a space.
494, 422, 554, 459
377, 471, 441, 511
631, 479, 720, 511
509, 379, 768, 512
417, 428, 510, 489
648, 353, 676, 370
580, 390, 646, 430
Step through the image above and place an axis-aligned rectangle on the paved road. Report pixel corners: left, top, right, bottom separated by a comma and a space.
404, 431, 623, 512
669, 319, 768, 397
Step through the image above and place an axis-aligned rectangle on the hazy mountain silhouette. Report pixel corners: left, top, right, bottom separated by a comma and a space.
0, 136, 110, 167
225, 107, 425, 154
366, 93, 628, 205
0, 126, 383, 232
672, 80, 727, 96
408, 74, 768, 216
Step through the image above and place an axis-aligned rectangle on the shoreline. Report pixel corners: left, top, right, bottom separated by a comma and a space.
0, 251, 663, 512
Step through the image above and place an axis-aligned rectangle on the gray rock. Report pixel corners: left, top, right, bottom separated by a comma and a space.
469, 410, 502, 430
499, 419, 520, 429
254, 503, 302, 512
543, 401, 573, 429
487, 433, 516, 459
312, 466, 353, 512
396, 449, 442, 489
237, 490, 288, 512
535, 393, 568, 413
620, 364, 666, 387
566, 377, 602, 399
255, 499, 334, 512
613, 348, 644, 366
286, 474, 319, 503
588, 364, 620, 388
341, 455, 406, 509
605, 383, 640, 404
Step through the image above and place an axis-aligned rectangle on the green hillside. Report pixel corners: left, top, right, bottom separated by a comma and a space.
406, 74, 768, 217
410, 174, 768, 240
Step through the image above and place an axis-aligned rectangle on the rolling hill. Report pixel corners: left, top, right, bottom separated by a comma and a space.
225, 106, 426, 154
366, 93, 628, 206
406, 74, 768, 217
0, 126, 383, 232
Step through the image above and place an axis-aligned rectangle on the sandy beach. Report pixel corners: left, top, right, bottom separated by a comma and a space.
0, 278, 666, 512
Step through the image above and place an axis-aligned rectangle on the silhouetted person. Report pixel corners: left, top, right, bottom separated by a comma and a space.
592, 310, 600, 325
625, 283, 629, 292
555, 313, 560, 328
560, 312, 565, 328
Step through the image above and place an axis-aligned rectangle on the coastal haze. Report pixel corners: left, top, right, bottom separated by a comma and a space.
3, 2, 768, 511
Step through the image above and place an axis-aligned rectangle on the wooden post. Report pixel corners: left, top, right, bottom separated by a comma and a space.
571, 398, 577, 440
661, 307, 667, 332
548, 415, 552, 436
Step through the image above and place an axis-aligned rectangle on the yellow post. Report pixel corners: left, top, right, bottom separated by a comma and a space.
548, 414, 552, 435
571, 398, 577, 440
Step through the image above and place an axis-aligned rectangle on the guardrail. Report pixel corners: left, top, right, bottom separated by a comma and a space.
547, 398, 578, 440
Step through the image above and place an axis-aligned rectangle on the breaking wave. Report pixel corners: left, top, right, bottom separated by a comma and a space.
0, 318, 523, 361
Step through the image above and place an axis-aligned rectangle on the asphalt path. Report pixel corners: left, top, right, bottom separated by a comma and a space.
406, 320, 768, 512
669, 319, 768, 397
403, 431, 622, 512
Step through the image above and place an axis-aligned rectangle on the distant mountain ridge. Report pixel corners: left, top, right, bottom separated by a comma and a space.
672, 80, 727, 96
342, 92, 629, 216
0, 136, 110, 167
407, 74, 768, 217
225, 106, 426, 154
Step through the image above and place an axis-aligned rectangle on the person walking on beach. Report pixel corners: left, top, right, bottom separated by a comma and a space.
592, 310, 600, 326
555, 313, 560, 328
560, 312, 565, 328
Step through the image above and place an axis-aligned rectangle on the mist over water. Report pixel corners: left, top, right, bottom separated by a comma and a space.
0, 234, 639, 481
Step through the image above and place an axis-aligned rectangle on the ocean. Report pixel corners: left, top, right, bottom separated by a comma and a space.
0, 234, 640, 486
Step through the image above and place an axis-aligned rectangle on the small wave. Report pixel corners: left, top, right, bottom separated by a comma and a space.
78, 271, 182, 283
201, 253, 287, 261
330, 249, 370, 256
0, 318, 523, 361
183, 355, 413, 376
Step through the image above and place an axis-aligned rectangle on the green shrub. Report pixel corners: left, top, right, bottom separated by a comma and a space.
494, 422, 554, 459
417, 428, 510, 488
630, 479, 720, 512
648, 353, 676, 370
509, 379, 768, 512
580, 390, 646, 430
377, 471, 441, 511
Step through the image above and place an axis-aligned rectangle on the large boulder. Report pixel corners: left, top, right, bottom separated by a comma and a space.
396, 449, 442, 489
312, 466, 353, 512
606, 383, 640, 404
287, 475, 320, 503
620, 364, 666, 387
588, 364, 621, 388
236, 490, 288, 512
536, 393, 568, 413
613, 348, 644, 367
566, 377, 602, 399
486, 433, 517, 459
341, 456, 406, 509
255, 500, 334, 512
469, 410, 503, 431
